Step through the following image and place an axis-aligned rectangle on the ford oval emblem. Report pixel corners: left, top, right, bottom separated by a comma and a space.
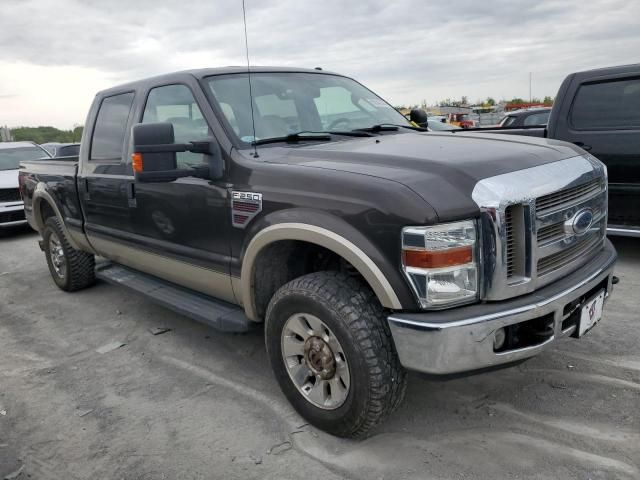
571, 209, 594, 235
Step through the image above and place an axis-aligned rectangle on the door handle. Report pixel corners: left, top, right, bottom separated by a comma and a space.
127, 182, 137, 208
573, 141, 592, 151
84, 178, 91, 200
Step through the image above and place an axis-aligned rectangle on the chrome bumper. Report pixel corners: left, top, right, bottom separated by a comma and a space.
388, 239, 617, 375
0, 201, 27, 228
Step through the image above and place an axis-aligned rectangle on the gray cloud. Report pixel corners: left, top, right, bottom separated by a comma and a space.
1, 0, 639, 125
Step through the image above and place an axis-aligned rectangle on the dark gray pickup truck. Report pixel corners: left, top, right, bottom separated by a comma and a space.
20, 67, 617, 437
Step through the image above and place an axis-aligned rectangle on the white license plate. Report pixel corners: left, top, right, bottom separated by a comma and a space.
578, 289, 605, 337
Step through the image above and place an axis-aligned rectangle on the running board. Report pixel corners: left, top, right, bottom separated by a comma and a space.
95, 262, 251, 333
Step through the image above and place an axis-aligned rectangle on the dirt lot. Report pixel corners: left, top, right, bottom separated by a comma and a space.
1, 228, 638, 480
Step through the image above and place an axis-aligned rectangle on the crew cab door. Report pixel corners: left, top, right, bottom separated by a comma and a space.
79, 91, 136, 246
126, 82, 235, 303
556, 74, 640, 230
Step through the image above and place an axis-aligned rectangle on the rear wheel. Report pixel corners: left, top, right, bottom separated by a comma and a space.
43, 217, 95, 291
265, 271, 407, 438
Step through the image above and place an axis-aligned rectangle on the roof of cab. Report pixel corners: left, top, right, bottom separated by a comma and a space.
96, 66, 341, 96
573, 63, 640, 77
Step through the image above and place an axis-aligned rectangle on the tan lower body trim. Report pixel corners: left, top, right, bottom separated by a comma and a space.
88, 235, 239, 305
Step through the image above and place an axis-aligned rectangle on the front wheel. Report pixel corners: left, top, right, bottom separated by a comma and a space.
265, 271, 407, 438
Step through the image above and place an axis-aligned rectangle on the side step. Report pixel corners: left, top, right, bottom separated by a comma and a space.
95, 262, 251, 333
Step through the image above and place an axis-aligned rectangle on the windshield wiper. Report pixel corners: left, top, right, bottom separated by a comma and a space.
354, 123, 427, 133
252, 130, 373, 146
252, 132, 332, 146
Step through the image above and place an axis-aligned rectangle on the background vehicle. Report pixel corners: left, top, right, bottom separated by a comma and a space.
498, 107, 551, 127
0, 141, 51, 228
427, 119, 461, 131
41, 142, 81, 157
20, 67, 617, 438
448, 113, 476, 128
458, 64, 640, 236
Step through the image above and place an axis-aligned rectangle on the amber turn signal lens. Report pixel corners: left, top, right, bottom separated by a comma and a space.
403, 246, 473, 269
132, 152, 143, 173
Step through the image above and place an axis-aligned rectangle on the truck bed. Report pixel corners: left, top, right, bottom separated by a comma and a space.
451, 126, 547, 137
20, 156, 83, 232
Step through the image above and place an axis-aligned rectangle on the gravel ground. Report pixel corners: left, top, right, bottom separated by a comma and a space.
1, 227, 638, 480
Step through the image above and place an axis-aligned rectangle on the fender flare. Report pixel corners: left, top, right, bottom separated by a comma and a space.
32, 185, 82, 251
240, 222, 403, 321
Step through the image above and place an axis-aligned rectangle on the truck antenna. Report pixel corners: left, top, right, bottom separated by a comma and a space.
242, 0, 259, 158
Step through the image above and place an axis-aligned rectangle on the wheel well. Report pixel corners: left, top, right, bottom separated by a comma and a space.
39, 200, 56, 227
252, 240, 368, 320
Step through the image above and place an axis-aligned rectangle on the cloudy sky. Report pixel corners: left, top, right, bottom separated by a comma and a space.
1, 0, 639, 129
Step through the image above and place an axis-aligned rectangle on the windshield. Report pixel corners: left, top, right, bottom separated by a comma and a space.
0, 146, 48, 171
205, 72, 410, 145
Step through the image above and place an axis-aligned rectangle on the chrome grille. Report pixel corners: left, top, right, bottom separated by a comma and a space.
0, 188, 21, 203
472, 155, 608, 301
536, 177, 601, 215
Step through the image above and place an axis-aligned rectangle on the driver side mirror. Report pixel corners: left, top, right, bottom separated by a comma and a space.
131, 122, 224, 183
409, 108, 429, 128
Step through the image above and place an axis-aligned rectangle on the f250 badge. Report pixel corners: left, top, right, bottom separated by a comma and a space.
231, 191, 263, 228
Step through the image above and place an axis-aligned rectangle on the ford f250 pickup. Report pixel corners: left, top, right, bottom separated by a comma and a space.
20, 67, 617, 438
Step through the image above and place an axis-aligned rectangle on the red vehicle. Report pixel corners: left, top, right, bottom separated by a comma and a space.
448, 113, 476, 129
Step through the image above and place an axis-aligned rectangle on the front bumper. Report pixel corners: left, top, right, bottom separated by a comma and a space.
0, 201, 27, 228
388, 239, 617, 375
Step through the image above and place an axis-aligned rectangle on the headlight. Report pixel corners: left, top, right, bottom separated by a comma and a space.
402, 220, 478, 308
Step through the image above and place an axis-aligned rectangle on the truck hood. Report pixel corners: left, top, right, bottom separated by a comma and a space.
266, 132, 584, 220
0, 169, 19, 189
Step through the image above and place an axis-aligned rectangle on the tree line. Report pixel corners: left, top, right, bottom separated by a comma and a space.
9, 126, 84, 144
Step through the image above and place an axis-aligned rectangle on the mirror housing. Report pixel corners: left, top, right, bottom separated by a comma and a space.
409, 108, 429, 128
131, 122, 224, 182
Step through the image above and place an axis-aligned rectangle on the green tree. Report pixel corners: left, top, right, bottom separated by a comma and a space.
10, 126, 83, 144
543, 96, 554, 105
485, 97, 496, 106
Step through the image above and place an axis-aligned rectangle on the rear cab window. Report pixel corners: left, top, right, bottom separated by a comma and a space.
523, 111, 550, 126
90, 92, 135, 161
570, 78, 640, 129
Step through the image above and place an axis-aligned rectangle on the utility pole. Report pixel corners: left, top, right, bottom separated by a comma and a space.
529, 72, 532, 103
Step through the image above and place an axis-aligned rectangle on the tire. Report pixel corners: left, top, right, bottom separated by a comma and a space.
265, 271, 407, 438
43, 216, 95, 291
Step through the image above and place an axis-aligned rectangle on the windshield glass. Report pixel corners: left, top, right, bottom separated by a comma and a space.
0, 146, 48, 171
205, 73, 410, 145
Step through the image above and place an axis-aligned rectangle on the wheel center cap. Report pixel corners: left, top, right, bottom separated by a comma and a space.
304, 336, 336, 380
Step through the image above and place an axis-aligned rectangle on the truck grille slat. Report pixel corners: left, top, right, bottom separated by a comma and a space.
536, 178, 601, 215
536, 223, 565, 244
537, 233, 602, 276
505, 206, 515, 278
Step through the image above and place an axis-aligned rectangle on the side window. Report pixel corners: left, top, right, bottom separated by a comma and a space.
571, 78, 640, 129
91, 92, 135, 161
502, 116, 516, 127
523, 112, 550, 126
142, 85, 209, 167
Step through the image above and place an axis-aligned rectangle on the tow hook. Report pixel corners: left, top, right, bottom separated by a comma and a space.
38, 239, 45, 251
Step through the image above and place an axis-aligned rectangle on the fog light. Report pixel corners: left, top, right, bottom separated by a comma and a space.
494, 328, 506, 351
